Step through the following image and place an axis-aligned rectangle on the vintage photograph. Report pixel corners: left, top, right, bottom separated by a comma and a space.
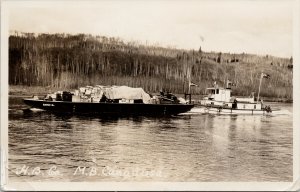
1, 0, 299, 190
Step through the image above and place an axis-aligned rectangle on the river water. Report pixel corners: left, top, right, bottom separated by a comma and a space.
8, 97, 293, 182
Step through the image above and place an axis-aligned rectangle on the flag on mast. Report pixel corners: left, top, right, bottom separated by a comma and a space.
262, 73, 270, 79
189, 82, 198, 87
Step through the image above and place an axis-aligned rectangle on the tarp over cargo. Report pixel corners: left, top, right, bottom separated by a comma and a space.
77, 85, 151, 104
105, 86, 151, 104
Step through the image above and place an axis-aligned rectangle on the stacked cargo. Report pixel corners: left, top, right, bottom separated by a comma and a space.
44, 85, 186, 104
76, 85, 105, 102
44, 85, 151, 103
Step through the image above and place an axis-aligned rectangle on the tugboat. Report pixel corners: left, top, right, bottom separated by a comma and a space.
199, 73, 277, 115
23, 85, 194, 116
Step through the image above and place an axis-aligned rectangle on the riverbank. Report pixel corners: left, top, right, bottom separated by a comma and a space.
9, 85, 293, 103
9, 85, 61, 97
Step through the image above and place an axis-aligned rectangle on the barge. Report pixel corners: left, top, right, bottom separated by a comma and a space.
23, 85, 194, 116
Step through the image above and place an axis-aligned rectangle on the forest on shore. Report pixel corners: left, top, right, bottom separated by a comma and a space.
9, 32, 293, 100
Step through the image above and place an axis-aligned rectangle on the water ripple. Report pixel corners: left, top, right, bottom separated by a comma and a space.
8, 97, 293, 182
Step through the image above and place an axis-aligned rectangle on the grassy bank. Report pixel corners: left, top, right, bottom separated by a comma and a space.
9, 85, 61, 96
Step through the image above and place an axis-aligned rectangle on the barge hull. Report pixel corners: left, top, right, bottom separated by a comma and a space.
23, 99, 194, 116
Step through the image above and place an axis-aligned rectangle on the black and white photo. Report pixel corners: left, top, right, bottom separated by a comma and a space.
1, 0, 299, 191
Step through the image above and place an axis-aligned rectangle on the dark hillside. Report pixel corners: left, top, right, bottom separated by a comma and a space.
9, 32, 293, 99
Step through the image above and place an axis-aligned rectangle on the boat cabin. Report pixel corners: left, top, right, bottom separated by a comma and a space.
201, 87, 262, 111
206, 87, 231, 102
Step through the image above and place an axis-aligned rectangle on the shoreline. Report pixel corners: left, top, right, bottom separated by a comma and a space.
9, 85, 293, 103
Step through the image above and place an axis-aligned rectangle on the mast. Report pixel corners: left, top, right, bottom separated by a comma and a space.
257, 73, 263, 102
188, 76, 191, 94
186, 67, 192, 104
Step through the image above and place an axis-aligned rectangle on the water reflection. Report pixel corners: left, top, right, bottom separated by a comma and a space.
8, 96, 293, 182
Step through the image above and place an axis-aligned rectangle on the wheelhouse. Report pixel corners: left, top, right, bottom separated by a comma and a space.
206, 87, 231, 102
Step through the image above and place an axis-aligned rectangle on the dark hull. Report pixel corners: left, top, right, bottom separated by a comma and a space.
23, 99, 194, 116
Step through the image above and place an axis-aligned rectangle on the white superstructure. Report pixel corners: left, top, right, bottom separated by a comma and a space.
200, 85, 267, 113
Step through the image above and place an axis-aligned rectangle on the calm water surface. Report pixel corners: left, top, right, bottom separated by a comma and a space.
8, 97, 293, 182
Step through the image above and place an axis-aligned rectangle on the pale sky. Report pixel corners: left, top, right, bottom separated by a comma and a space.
7, 0, 293, 57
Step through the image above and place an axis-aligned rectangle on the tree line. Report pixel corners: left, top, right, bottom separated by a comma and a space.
9, 32, 293, 99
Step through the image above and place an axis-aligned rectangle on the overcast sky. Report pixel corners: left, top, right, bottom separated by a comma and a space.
7, 0, 293, 57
